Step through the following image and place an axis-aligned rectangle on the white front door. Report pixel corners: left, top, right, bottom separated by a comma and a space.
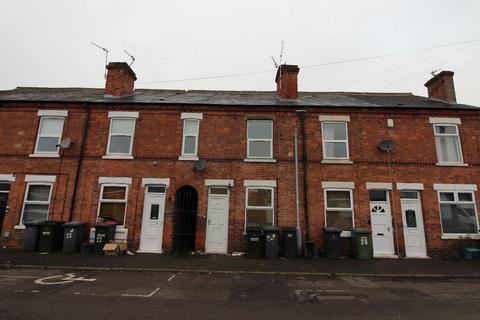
401, 192, 427, 258
205, 187, 229, 254
370, 190, 395, 257
139, 186, 166, 253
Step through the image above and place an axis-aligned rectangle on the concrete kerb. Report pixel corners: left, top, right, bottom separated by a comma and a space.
2, 264, 480, 279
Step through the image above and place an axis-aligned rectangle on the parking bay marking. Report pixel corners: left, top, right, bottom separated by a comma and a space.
34, 273, 96, 285
121, 287, 160, 298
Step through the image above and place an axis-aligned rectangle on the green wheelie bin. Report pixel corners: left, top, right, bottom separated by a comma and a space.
351, 228, 373, 260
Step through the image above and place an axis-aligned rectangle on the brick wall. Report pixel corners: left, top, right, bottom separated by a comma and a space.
0, 101, 479, 257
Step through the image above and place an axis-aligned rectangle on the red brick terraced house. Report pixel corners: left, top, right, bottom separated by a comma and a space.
0, 62, 479, 258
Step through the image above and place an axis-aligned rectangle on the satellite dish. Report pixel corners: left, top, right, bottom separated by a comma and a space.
58, 137, 73, 149
378, 139, 396, 152
193, 160, 206, 172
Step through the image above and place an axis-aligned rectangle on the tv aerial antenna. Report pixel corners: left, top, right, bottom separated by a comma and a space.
431, 69, 440, 76
271, 40, 285, 68
91, 42, 109, 79
123, 50, 135, 66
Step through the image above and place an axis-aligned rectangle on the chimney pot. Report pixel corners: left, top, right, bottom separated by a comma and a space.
275, 64, 300, 99
104, 62, 137, 97
424, 70, 456, 103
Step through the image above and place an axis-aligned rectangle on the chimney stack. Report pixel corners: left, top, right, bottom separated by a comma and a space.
104, 62, 137, 97
275, 64, 300, 99
424, 71, 456, 103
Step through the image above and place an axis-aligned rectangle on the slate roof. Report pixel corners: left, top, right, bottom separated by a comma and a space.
0, 87, 478, 110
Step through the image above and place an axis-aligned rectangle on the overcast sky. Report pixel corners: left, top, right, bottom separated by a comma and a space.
1, 1, 479, 105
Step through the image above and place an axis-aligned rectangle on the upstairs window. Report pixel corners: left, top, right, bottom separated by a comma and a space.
433, 124, 463, 164
32, 110, 68, 157
321, 122, 349, 160
104, 112, 138, 159
247, 120, 273, 159
180, 113, 202, 160
107, 119, 136, 155
438, 191, 478, 235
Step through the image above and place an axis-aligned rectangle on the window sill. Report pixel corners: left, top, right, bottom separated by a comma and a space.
14, 224, 25, 230
178, 155, 199, 161
321, 159, 353, 164
436, 162, 468, 167
29, 153, 60, 158
102, 155, 134, 160
441, 234, 480, 240
243, 158, 277, 163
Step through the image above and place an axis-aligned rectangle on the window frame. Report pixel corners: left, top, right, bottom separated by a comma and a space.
181, 118, 200, 157
247, 120, 273, 159
244, 186, 275, 229
19, 182, 53, 225
432, 123, 464, 165
97, 183, 129, 226
437, 190, 479, 238
321, 121, 350, 160
105, 118, 136, 157
33, 116, 65, 155
324, 188, 355, 236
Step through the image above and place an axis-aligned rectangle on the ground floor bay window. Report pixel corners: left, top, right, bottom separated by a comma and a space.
438, 190, 479, 236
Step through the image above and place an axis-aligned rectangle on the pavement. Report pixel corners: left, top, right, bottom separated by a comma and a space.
1, 249, 480, 278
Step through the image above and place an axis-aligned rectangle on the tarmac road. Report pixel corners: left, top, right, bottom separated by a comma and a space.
0, 268, 479, 320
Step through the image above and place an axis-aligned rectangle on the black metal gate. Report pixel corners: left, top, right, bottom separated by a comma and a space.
173, 186, 198, 252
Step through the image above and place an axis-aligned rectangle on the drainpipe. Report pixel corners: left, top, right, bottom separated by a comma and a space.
296, 110, 310, 241
68, 103, 91, 222
294, 128, 302, 253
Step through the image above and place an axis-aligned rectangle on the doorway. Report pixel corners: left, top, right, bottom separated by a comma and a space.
369, 190, 395, 257
0, 183, 10, 235
205, 187, 229, 254
173, 186, 198, 252
138, 185, 167, 253
400, 191, 427, 258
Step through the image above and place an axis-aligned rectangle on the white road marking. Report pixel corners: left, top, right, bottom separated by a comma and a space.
121, 287, 160, 298
34, 273, 96, 285
167, 274, 176, 282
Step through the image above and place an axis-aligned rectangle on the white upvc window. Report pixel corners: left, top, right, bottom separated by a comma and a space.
179, 113, 202, 160
97, 184, 129, 226
247, 120, 273, 159
20, 183, 53, 224
34, 117, 65, 155
245, 187, 274, 228
438, 191, 479, 236
324, 189, 354, 233
433, 124, 463, 164
321, 121, 349, 160
105, 118, 136, 158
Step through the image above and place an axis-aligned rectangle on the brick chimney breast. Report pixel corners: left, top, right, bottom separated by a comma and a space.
104, 62, 137, 97
275, 64, 300, 100
424, 71, 456, 103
